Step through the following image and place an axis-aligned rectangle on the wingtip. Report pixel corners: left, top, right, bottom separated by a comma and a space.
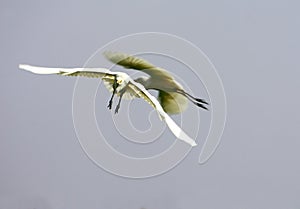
191, 141, 197, 147
19, 64, 28, 70
102, 50, 109, 56
103, 50, 114, 58
19, 64, 40, 74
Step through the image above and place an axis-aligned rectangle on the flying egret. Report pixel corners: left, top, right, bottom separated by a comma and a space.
19, 64, 197, 146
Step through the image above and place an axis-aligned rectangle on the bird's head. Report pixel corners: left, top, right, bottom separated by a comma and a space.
116, 72, 130, 85
116, 78, 123, 84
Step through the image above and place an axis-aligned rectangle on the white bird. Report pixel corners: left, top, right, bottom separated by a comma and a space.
19, 52, 208, 146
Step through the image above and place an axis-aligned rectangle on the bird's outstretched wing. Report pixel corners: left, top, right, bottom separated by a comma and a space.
104, 51, 174, 80
19, 64, 138, 99
104, 51, 156, 70
19, 64, 114, 78
19, 64, 197, 146
126, 78, 197, 146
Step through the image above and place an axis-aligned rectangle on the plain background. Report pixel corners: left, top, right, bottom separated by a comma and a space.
1, 0, 300, 209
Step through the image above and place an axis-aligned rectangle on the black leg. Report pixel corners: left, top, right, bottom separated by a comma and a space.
114, 92, 124, 114
107, 75, 118, 110
176, 89, 209, 110
114, 84, 129, 114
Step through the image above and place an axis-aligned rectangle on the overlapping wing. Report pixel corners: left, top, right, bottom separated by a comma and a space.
126, 78, 197, 146
158, 91, 188, 114
104, 51, 174, 80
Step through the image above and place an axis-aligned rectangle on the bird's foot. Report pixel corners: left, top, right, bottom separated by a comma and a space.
114, 105, 120, 114
107, 100, 113, 110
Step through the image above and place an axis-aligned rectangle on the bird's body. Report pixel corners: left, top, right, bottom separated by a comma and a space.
19, 51, 208, 146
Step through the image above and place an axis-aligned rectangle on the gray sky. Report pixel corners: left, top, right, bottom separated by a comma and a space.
1, 0, 300, 209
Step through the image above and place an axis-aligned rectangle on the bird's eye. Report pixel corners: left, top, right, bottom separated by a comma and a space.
117, 79, 123, 84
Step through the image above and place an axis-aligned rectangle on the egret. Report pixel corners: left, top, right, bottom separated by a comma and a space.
19, 52, 208, 147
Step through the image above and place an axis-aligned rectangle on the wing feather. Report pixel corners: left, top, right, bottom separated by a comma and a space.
127, 79, 197, 146
104, 51, 174, 80
19, 64, 113, 79
158, 91, 188, 114
104, 51, 156, 70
